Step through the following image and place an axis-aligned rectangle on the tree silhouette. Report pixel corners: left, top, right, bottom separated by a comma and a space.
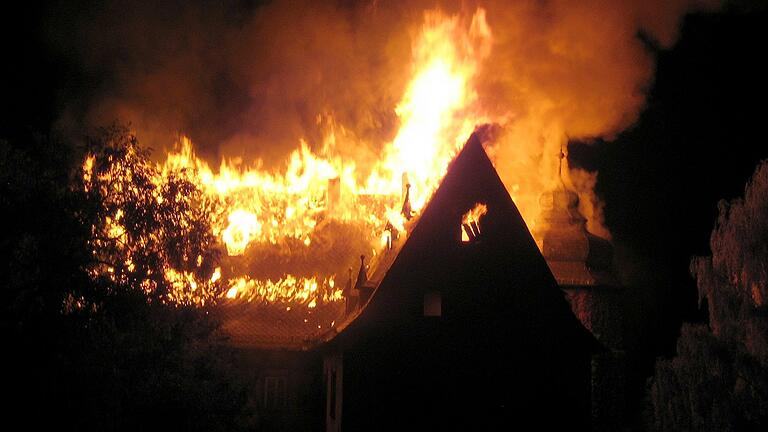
1, 127, 252, 431
79, 125, 223, 305
649, 161, 768, 431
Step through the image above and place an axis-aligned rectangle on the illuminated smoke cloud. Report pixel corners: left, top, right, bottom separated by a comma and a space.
49, 0, 719, 234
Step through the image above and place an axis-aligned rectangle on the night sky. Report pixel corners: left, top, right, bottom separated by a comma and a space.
2, 0, 768, 425
571, 5, 768, 358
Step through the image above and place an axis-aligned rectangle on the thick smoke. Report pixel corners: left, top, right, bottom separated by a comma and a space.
50, 0, 421, 165
472, 0, 719, 233
49, 0, 718, 234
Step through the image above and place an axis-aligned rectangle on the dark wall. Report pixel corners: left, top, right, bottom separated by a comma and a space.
333, 136, 595, 430
233, 348, 324, 432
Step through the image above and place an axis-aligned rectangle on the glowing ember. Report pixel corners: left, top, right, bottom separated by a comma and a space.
223, 275, 339, 304
221, 209, 261, 256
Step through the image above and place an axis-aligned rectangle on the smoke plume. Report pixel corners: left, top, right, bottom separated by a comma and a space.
47, 0, 719, 234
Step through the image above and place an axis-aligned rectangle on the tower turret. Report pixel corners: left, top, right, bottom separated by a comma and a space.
532, 150, 625, 432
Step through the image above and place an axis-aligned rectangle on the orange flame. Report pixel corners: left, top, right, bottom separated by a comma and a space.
461, 203, 488, 242
86, 8, 492, 308
462, 202, 488, 226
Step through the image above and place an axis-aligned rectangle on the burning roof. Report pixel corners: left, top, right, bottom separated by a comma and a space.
80, 3, 651, 349
221, 128, 595, 353
221, 130, 497, 349
82, 9, 494, 347
76, 1, 720, 318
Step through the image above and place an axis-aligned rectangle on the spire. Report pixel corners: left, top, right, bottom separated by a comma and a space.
354, 255, 368, 290
533, 142, 581, 230
532, 147, 618, 288
401, 183, 414, 220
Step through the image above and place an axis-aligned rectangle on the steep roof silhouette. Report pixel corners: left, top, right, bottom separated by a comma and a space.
323, 129, 596, 348
221, 129, 597, 353
319, 130, 598, 431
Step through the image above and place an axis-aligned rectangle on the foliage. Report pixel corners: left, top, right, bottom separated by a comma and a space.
1, 128, 251, 431
691, 159, 768, 362
80, 126, 223, 305
648, 161, 768, 431
648, 324, 768, 431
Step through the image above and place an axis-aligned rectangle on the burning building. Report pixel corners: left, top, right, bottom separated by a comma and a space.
222, 132, 601, 431
74, 5, 662, 429
320, 132, 602, 430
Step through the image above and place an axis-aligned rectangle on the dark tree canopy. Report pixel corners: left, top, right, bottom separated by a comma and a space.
691, 161, 768, 361
649, 161, 768, 432
80, 126, 224, 306
1, 128, 252, 431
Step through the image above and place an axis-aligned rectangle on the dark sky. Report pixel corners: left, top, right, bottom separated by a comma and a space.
570, 5, 768, 364
2, 1, 767, 360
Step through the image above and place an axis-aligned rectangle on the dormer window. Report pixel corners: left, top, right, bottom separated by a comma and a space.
460, 203, 487, 243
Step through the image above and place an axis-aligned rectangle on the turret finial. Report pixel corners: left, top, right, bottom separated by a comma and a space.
402, 183, 413, 220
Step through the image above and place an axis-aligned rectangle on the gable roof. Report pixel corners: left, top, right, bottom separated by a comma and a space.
321, 130, 598, 350
222, 129, 598, 351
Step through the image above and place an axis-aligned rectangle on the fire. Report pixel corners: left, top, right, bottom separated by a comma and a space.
463, 202, 488, 226
369, 8, 491, 214
223, 275, 340, 305
221, 209, 262, 256
461, 203, 488, 243
85, 8, 492, 309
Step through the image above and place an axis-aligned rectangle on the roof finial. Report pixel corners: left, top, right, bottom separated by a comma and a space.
354, 255, 368, 290
401, 183, 413, 220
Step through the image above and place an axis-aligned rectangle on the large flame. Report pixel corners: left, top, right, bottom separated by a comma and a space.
85, 8, 492, 309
